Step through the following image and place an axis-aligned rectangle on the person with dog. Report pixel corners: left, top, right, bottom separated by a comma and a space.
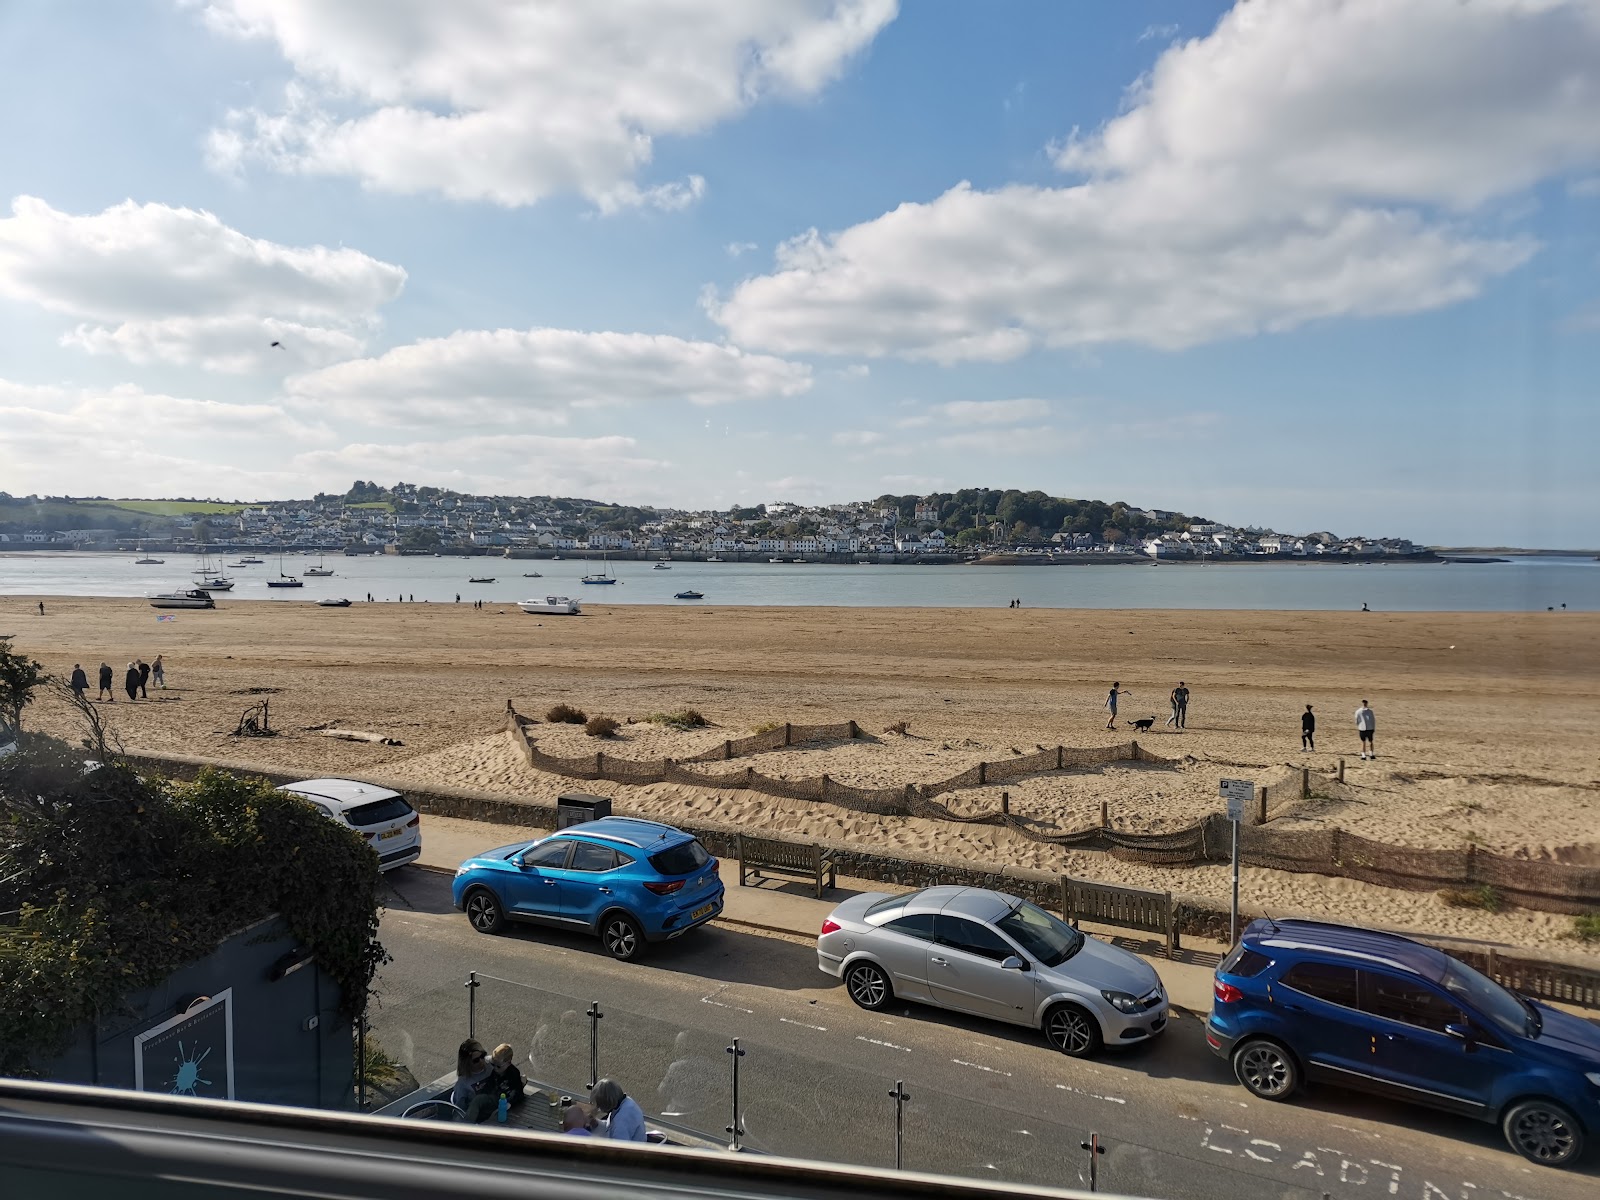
1301, 704, 1315, 751
1104, 682, 1130, 730
1354, 700, 1376, 759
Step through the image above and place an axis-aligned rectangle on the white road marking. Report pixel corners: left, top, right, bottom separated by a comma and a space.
952, 1059, 1012, 1077
778, 1017, 828, 1031
699, 994, 753, 1014
1054, 1083, 1126, 1104
855, 1035, 912, 1052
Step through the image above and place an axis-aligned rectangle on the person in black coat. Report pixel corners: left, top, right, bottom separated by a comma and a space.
69, 664, 89, 700
98, 662, 114, 701
1301, 704, 1316, 752
137, 659, 151, 698
124, 662, 141, 701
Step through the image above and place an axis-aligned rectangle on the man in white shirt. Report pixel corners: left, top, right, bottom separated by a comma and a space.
1354, 700, 1376, 760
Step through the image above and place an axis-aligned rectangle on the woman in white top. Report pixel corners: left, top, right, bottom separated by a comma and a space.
589, 1078, 647, 1142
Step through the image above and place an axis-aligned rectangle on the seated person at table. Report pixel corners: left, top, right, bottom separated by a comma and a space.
450, 1039, 496, 1121
590, 1078, 647, 1142
488, 1043, 526, 1108
561, 1104, 595, 1136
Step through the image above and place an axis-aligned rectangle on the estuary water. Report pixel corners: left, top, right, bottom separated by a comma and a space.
2, 552, 1596, 611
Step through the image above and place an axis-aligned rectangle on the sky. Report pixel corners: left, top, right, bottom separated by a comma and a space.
0, 1, 1597, 546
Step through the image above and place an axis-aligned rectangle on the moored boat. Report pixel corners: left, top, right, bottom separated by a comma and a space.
674, 590, 704, 600
317, 597, 352, 607
149, 589, 215, 609
467, 576, 496, 583
133, 557, 165, 565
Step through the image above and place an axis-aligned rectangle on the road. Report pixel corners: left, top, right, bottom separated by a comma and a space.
369, 869, 1593, 1200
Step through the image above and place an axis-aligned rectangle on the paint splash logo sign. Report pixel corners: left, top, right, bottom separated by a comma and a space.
134, 989, 234, 1101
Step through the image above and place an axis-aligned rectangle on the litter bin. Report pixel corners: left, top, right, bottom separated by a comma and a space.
556, 792, 612, 829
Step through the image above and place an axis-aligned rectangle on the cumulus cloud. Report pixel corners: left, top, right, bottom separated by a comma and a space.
0, 196, 405, 371
713, 0, 1600, 361
197, 0, 897, 209
284, 326, 813, 424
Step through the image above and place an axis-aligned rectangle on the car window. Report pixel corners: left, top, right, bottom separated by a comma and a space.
1219, 946, 1273, 978
648, 839, 710, 876
995, 900, 1081, 967
1362, 972, 1465, 1034
933, 915, 1014, 962
614, 850, 635, 867
521, 840, 573, 868
1279, 961, 1359, 1009
567, 842, 617, 872
1439, 960, 1527, 1040
344, 796, 414, 827
883, 913, 936, 941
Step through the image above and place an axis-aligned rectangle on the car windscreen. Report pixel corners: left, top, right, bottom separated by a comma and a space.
1440, 959, 1527, 1038
648, 838, 710, 876
996, 900, 1083, 968
345, 796, 415, 828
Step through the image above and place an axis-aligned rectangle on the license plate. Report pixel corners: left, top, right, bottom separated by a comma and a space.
379, 828, 403, 840
690, 902, 715, 920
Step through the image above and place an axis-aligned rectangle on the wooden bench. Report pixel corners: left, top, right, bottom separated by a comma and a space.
1063, 876, 1179, 958
737, 833, 837, 900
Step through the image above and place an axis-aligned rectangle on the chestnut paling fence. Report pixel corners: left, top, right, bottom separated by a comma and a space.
506, 710, 1600, 915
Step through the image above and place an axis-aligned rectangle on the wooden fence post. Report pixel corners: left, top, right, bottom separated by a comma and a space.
1338, 758, 1345, 783
1465, 842, 1478, 884
1100, 800, 1109, 829
1000, 790, 1010, 814
595, 751, 605, 779
723, 739, 733, 760
977, 762, 987, 786
745, 766, 755, 787
1130, 740, 1139, 761
1056, 746, 1064, 770
1301, 767, 1310, 798
848, 720, 860, 739
784, 722, 792, 746
1258, 786, 1268, 825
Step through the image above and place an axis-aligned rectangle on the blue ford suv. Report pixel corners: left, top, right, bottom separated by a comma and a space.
452, 817, 724, 961
1208, 918, 1600, 1167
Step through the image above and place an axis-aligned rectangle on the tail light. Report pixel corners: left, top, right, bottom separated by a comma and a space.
644, 879, 685, 896
820, 918, 841, 936
1214, 980, 1244, 1004
406, 815, 420, 828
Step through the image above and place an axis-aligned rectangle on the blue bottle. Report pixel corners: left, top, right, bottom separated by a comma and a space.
497, 1095, 509, 1124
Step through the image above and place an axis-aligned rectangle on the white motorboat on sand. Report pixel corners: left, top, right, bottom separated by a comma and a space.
519, 596, 581, 615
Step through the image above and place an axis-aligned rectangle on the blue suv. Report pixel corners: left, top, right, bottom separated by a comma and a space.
452, 817, 724, 961
1208, 918, 1600, 1167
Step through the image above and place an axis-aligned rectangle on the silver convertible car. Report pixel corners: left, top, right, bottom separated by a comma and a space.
817, 886, 1168, 1057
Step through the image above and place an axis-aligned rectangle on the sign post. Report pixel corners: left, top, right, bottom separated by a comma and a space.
1219, 779, 1255, 945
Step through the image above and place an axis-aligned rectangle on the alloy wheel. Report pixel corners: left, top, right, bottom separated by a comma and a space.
845, 963, 888, 1009
466, 892, 501, 934
1236, 1043, 1293, 1098
603, 916, 640, 960
1507, 1104, 1578, 1165
1044, 1006, 1096, 1056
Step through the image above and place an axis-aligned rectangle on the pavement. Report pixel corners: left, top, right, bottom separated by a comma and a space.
413, 813, 1224, 1016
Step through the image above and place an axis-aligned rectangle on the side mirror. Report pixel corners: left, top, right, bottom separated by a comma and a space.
1000, 955, 1029, 972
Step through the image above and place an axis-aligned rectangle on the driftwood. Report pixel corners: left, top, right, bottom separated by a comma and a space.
320, 728, 404, 746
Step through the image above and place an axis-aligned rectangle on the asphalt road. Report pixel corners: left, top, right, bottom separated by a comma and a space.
369, 869, 1595, 1200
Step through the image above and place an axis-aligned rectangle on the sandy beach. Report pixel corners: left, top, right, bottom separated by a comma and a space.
7, 596, 1599, 951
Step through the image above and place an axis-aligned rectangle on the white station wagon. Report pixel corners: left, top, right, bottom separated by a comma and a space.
278, 778, 422, 872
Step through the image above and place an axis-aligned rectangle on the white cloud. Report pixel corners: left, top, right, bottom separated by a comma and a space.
725, 241, 760, 258
831, 430, 884, 446
1137, 23, 1179, 43
1570, 176, 1600, 198
0, 196, 404, 371
933, 425, 1056, 454
198, 0, 898, 209
284, 326, 813, 425
880, 473, 943, 490
713, 0, 1600, 361
932, 398, 1050, 425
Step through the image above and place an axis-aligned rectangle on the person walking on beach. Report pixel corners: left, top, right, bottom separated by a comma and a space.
152, 655, 165, 688
123, 662, 141, 702
1104, 682, 1130, 730
1301, 704, 1315, 751
1165, 681, 1190, 729
1354, 699, 1376, 759
1361, 601, 1370, 612
69, 664, 89, 700
137, 659, 150, 698
37, 601, 44, 616
98, 662, 114, 701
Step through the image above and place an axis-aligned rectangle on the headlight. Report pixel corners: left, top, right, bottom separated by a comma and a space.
1586, 1071, 1600, 1088
1101, 989, 1142, 1014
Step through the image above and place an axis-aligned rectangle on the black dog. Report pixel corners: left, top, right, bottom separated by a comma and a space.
1129, 717, 1157, 733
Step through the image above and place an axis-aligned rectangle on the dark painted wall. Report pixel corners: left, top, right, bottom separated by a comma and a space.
39, 915, 352, 1110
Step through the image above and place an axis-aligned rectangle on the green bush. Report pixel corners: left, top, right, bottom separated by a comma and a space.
0, 741, 386, 1075
1438, 885, 1506, 913
1569, 914, 1600, 944
585, 715, 620, 738
646, 709, 708, 730
546, 703, 587, 724
751, 720, 784, 735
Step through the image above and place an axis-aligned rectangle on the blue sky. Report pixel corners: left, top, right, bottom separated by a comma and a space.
0, 1, 1597, 546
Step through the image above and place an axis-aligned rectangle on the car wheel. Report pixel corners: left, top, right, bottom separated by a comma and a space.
464, 889, 504, 935
1232, 1038, 1299, 1100
1502, 1099, 1584, 1167
600, 912, 646, 961
1042, 1003, 1103, 1058
843, 961, 892, 1011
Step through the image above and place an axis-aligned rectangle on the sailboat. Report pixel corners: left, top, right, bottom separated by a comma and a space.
304, 551, 335, 577
191, 550, 235, 591
266, 551, 303, 588
581, 554, 617, 584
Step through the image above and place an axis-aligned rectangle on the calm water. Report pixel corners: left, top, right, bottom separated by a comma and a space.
2, 552, 1596, 611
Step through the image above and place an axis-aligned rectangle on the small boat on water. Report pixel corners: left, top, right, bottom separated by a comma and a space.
468, 576, 496, 583
551, 555, 564, 561
653, 562, 671, 569
240, 557, 265, 565
133, 557, 165, 565
674, 590, 704, 600
706, 555, 724, 562
522, 572, 542, 578
228, 561, 251, 568
194, 575, 235, 591
581, 555, 617, 584
317, 597, 352, 608
267, 551, 302, 587
768, 558, 785, 563
149, 589, 215, 609
519, 596, 581, 615
304, 552, 335, 577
